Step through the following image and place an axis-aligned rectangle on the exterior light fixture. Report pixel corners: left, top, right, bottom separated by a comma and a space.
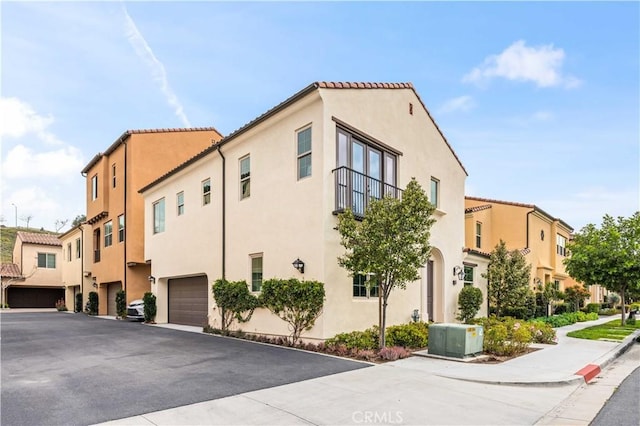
92, 277, 98, 288
148, 276, 156, 284
534, 277, 542, 286
292, 258, 305, 274
452, 265, 465, 285
411, 309, 420, 323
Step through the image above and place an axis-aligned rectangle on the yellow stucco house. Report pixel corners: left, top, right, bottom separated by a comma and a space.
81, 127, 222, 315
464, 196, 602, 303
140, 81, 470, 339
59, 223, 93, 311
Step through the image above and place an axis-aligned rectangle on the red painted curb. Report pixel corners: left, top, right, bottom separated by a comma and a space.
575, 364, 601, 383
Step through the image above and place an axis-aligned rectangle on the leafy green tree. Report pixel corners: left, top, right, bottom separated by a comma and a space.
71, 214, 86, 227
143, 292, 157, 323
565, 213, 640, 325
337, 178, 435, 348
536, 282, 562, 316
212, 279, 259, 331
259, 278, 325, 345
563, 285, 591, 313
483, 240, 531, 318
457, 285, 483, 324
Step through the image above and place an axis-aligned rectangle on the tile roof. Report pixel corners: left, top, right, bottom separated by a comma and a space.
17, 231, 61, 246
465, 204, 492, 213
463, 248, 491, 258
1, 263, 23, 279
140, 81, 467, 193
82, 127, 223, 174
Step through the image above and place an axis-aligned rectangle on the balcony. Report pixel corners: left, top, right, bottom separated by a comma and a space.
333, 166, 402, 218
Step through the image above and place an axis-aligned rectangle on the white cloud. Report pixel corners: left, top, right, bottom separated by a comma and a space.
2, 144, 84, 180
438, 95, 475, 114
122, 6, 191, 127
0, 97, 63, 145
463, 40, 582, 89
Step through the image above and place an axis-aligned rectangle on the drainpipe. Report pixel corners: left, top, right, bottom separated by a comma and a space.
123, 140, 128, 296
216, 144, 226, 280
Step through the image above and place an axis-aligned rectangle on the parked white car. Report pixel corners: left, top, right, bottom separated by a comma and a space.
126, 299, 144, 321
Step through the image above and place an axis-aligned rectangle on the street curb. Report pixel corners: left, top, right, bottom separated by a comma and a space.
576, 328, 640, 383
433, 373, 586, 387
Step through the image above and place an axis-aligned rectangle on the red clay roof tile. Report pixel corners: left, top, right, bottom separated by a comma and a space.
1, 263, 22, 279
17, 231, 61, 246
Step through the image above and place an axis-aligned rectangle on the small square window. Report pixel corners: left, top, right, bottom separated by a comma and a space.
177, 191, 184, 216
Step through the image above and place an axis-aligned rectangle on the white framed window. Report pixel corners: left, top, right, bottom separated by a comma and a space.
297, 126, 312, 180
430, 177, 439, 208
463, 266, 474, 286
177, 191, 184, 216
251, 254, 263, 292
112, 164, 116, 188
353, 274, 378, 298
475, 222, 482, 249
118, 215, 125, 243
240, 155, 250, 199
104, 220, 113, 247
91, 175, 98, 200
202, 179, 211, 206
75, 238, 81, 259
37, 253, 56, 269
153, 198, 165, 234
556, 234, 567, 256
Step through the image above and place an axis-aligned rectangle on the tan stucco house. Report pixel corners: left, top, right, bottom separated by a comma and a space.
81, 127, 223, 315
59, 223, 93, 311
1, 231, 63, 308
140, 82, 470, 340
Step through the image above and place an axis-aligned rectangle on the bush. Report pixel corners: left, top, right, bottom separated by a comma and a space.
585, 303, 600, 314
528, 321, 556, 344
325, 327, 378, 350
143, 292, 157, 323
75, 293, 83, 313
457, 286, 483, 323
116, 290, 127, 318
599, 308, 618, 316
378, 346, 411, 361
554, 303, 567, 314
626, 317, 636, 325
87, 292, 98, 315
212, 279, 259, 331
55, 298, 68, 311
386, 322, 429, 348
475, 316, 555, 356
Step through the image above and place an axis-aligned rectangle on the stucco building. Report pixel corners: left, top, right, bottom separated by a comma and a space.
81, 127, 222, 315
140, 82, 470, 339
59, 223, 93, 311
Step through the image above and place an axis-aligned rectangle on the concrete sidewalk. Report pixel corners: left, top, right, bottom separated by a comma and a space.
97, 316, 640, 426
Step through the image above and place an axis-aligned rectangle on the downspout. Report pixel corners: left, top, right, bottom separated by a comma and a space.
123, 140, 128, 295
80, 228, 84, 308
216, 144, 226, 280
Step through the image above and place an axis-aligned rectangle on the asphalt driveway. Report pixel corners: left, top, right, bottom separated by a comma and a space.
1, 312, 367, 426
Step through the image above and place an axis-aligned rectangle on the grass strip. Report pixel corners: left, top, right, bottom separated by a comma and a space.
567, 319, 640, 341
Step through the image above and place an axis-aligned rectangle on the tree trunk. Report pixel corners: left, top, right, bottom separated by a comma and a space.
620, 285, 626, 325
380, 294, 388, 349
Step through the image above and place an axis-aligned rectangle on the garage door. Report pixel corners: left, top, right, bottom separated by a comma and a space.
7, 287, 65, 308
168, 276, 208, 326
107, 283, 122, 316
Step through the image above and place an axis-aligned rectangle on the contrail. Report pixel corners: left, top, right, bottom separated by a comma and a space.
122, 5, 191, 127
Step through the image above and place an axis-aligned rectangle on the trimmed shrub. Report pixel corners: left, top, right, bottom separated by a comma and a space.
115, 290, 127, 318
87, 291, 99, 315
457, 285, 483, 323
55, 298, 68, 311
378, 346, 411, 361
212, 279, 259, 331
585, 303, 600, 314
75, 293, 83, 313
528, 321, 556, 344
325, 327, 378, 350
599, 308, 618, 316
554, 303, 567, 314
143, 292, 157, 323
385, 322, 429, 348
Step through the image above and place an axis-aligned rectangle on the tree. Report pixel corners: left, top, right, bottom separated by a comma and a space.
563, 285, 591, 313
212, 279, 259, 332
20, 214, 33, 228
536, 281, 562, 316
565, 213, 640, 325
337, 178, 435, 348
55, 219, 69, 232
259, 278, 325, 345
457, 285, 483, 324
483, 240, 531, 318
143, 292, 157, 323
71, 215, 86, 227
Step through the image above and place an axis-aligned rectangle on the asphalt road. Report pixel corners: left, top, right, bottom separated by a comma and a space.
1, 312, 367, 426
591, 365, 640, 426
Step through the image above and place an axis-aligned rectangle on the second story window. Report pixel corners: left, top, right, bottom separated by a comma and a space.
463, 266, 475, 286
475, 222, 482, 249
37, 253, 56, 269
91, 175, 98, 200
297, 127, 312, 180
353, 274, 378, 298
177, 191, 184, 216
240, 155, 250, 199
153, 198, 165, 234
104, 220, 113, 247
118, 215, 125, 242
75, 238, 81, 258
112, 164, 116, 188
67, 243, 72, 261
251, 254, 263, 292
430, 177, 439, 208
202, 179, 211, 206
556, 234, 567, 256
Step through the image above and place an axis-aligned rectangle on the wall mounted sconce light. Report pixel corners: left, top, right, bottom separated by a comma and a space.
92, 277, 98, 288
292, 258, 305, 274
411, 309, 420, 323
452, 265, 465, 285
148, 276, 156, 284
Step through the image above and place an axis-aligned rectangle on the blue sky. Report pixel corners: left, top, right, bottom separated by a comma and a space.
1, 1, 638, 233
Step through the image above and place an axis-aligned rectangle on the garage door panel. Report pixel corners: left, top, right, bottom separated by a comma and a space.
168, 276, 208, 326
7, 288, 65, 308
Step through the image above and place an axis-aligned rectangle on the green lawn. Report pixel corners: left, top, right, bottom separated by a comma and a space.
567, 319, 640, 341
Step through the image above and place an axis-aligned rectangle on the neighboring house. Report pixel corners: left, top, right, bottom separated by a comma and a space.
140, 81, 469, 339
59, 223, 93, 311
1, 231, 63, 308
464, 196, 602, 304
82, 127, 223, 315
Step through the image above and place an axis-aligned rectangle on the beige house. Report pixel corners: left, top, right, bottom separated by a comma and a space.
1, 231, 63, 308
81, 127, 222, 315
59, 224, 93, 311
140, 82, 469, 339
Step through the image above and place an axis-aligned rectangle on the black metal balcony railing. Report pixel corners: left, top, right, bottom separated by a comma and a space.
332, 166, 402, 217
94, 250, 100, 263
